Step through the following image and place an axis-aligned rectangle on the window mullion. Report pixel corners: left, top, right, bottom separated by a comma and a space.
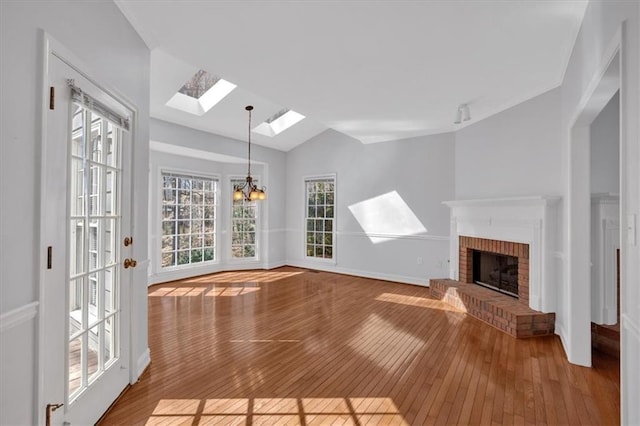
161, 172, 218, 268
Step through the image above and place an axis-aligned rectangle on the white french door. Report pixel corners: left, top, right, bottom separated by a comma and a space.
40, 41, 133, 425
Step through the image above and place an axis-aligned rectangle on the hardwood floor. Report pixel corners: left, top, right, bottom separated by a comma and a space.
99, 267, 620, 425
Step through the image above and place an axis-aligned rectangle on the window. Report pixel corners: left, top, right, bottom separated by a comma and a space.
253, 108, 305, 137
231, 178, 258, 259
178, 70, 220, 99
165, 69, 236, 116
161, 172, 217, 268
305, 177, 335, 259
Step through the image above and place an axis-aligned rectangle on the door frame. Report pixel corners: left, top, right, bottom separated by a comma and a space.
566, 27, 621, 367
36, 32, 139, 425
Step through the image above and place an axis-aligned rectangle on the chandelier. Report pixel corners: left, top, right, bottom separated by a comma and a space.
233, 105, 267, 201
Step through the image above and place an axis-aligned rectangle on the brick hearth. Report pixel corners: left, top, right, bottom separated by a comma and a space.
431, 236, 555, 338
430, 279, 555, 338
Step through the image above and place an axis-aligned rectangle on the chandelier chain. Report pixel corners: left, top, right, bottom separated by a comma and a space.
247, 106, 252, 177
233, 105, 266, 201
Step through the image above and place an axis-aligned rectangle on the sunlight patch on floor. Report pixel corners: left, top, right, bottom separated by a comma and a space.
178, 269, 305, 285
348, 313, 425, 370
375, 292, 462, 312
145, 397, 407, 425
148, 286, 260, 297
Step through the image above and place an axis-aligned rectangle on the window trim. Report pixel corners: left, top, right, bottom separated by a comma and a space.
228, 175, 261, 263
157, 168, 221, 272
303, 173, 337, 264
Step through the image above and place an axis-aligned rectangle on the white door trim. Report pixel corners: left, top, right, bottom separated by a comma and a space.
565, 26, 621, 367
37, 31, 140, 425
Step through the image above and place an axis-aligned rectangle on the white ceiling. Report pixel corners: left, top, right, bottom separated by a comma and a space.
116, 0, 587, 152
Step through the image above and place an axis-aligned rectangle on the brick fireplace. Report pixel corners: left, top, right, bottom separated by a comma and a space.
432, 197, 560, 338
458, 236, 529, 304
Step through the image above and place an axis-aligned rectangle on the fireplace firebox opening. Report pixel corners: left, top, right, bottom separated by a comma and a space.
472, 250, 519, 298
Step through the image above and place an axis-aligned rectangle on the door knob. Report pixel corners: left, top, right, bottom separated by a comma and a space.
123, 258, 137, 268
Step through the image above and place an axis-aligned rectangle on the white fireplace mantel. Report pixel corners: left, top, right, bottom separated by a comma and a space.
443, 196, 561, 312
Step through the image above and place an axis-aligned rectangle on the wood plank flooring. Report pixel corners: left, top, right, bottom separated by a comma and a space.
99, 267, 620, 425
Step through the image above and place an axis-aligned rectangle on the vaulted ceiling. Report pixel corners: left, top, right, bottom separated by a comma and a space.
116, 1, 587, 152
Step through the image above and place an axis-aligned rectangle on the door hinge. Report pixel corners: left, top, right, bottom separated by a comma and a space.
47, 246, 52, 269
45, 403, 63, 426
49, 86, 55, 110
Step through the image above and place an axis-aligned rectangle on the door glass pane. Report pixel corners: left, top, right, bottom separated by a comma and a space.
87, 325, 100, 383
90, 114, 103, 163
104, 316, 115, 365
70, 158, 85, 216
68, 336, 83, 397
88, 272, 99, 325
105, 122, 118, 168
69, 278, 83, 337
70, 219, 85, 276
67, 103, 123, 403
105, 267, 115, 316
104, 219, 115, 266
105, 170, 116, 215
89, 164, 101, 216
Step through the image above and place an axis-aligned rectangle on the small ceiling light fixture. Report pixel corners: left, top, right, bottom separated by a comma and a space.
234, 105, 267, 201
454, 103, 471, 124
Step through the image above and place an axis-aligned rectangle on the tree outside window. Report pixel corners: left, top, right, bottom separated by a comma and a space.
231, 178, 258, 258
161, 172, 217, 268
305, 177, 335, 259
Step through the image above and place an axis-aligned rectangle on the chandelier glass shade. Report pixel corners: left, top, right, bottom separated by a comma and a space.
233, 105, 267, 201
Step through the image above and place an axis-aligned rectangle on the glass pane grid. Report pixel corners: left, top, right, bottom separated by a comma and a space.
231, 179, 258, 259
305, 179, 335, 259
68, 105, 122, 403
161, 172, 218, 268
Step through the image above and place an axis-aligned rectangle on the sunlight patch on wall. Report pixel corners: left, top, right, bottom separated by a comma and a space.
348, 191, 427, 243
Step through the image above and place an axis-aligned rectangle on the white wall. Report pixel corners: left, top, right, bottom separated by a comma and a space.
451, 1, 639, 419
455, 88, 563, 199
0, 1, 150, 424
590, 91, 620, 195
285, 129, 454, 285
560, 1, 639, 422
149, 118, 288, 280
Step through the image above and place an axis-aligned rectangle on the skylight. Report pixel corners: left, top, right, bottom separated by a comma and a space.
178, 70, 220, 99
166, 70, 236, 116
253, 108, 305, 137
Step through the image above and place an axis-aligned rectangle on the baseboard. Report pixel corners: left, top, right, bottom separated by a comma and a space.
265, 261, 287, 270
149, 261, 290, 285
285, 260, 431, 286
555, 321, 569, 359
134, 347, 151, 383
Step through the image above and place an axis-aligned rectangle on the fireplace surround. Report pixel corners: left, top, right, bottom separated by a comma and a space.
443, 196, 560, 312
432, 197, 560, 338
